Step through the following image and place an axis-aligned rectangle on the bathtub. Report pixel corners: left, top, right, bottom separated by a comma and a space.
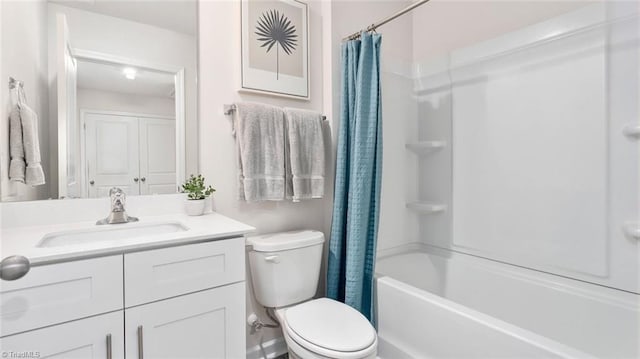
374, 244, 639, 358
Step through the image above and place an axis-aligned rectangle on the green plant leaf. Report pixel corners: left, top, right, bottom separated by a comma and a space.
181, 174, 216, 200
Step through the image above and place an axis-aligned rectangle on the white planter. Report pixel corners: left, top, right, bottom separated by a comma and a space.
184, 199, 206, 216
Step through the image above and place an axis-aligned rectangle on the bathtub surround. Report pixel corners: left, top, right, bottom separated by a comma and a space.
328, 32, 383, 321
369, 1, 639, 357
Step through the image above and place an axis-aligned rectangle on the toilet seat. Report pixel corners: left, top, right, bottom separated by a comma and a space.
281, 298, 378, 359
284, 321, 377, 359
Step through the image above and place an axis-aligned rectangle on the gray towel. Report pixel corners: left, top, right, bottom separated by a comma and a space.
20, 104, 45, 186
234, 103, 285, 202
284, 108, 325, 202
9, 106, 26, 183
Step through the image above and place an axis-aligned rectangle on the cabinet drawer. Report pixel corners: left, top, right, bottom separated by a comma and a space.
0, 255, 123, 337
124, 238, 245, 307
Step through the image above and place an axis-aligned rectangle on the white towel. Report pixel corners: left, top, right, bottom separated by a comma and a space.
284, 108, 325, 202
234, 103, 285, 202
8, 106, 26, 183
20, 103, 45, 186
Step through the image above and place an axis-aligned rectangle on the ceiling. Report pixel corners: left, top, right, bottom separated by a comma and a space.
49, 0, 197, 36
77, 60, 175, 98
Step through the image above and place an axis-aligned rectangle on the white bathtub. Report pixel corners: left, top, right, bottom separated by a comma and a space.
374, 245, 639, 358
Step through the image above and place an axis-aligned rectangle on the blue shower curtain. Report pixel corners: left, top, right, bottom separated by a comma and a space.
327, 32, 383, 322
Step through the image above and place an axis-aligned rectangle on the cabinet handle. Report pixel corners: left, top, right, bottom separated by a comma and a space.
134, 177, 139, 182
264, 255, 280, 263
90, 180, 95, 185
106, 334, 112, 359
140, 177, 146, 182
622, 124, 640, 139
0, 255, 30, 281
137, 325, 144, 359
624, 222, 640, 240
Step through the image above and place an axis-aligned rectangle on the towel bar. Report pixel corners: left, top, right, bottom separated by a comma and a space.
224, 104, 326, 121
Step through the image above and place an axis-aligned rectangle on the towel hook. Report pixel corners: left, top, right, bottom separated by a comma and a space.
8, 77, 23, 90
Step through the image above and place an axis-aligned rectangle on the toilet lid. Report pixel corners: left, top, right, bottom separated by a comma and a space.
284, 298, 376, 352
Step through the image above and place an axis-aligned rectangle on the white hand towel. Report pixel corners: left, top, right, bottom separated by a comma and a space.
284, 108, 325, 202
234, 102, 285, 202
8, 106, 26, 183
19, 103, 45, 186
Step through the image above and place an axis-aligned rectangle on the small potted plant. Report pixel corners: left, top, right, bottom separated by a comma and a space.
181, 174, 216, 216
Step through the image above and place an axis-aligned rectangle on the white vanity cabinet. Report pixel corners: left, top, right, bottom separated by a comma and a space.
0, 237, 246, 359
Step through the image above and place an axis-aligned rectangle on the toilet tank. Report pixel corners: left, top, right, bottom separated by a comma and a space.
247, 230, 325, 308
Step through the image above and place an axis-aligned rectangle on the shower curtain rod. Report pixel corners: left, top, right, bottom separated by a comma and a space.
342, 0, 431, 41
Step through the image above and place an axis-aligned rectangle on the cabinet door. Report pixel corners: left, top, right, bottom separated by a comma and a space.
0, 311, 124, 359
138, 117, 176, 195
85, 113, 140, 198
125, 282, 245, 359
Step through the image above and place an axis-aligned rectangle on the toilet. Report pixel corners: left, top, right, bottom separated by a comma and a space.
247, 230, 378, 359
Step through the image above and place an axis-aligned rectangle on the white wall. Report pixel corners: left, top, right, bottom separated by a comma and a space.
0, 0, 51, 202
47, 3, 197, 197
77, 89, 175, 118
198, 0, 329, 352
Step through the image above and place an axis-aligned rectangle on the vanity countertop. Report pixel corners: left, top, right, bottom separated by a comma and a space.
1, 212, 255, 265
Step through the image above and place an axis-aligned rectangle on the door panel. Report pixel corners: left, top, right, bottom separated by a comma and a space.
0, 311, 124, 359
85, 114, 139, 198
125, 283, 245, 359
139, 118, 176, 195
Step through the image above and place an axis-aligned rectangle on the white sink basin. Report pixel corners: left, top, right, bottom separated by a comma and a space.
37, 222, 189, 248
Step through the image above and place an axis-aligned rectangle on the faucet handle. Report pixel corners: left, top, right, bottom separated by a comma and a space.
109, 187, 126, 212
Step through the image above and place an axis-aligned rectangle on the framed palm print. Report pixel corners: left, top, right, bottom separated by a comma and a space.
241, 0, 309, 100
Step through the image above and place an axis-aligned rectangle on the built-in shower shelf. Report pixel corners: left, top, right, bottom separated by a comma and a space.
406, 141, 446, 155
406, 202, 447, 214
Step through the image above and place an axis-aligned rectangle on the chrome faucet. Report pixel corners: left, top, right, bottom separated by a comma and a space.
97, 187, 139, 225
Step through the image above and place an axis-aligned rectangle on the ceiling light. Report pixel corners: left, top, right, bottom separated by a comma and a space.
123, 67, 137, 80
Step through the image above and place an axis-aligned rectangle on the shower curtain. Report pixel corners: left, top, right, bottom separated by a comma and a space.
327, 32, 383, 322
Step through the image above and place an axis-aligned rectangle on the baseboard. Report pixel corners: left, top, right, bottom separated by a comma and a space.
246, 337, 288, 359
377, 335, 414, 359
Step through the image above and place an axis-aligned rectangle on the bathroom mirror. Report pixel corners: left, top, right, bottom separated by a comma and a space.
0, 0, 198, 201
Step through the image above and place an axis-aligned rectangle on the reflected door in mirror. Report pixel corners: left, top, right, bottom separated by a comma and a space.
85, 113, 176, 198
